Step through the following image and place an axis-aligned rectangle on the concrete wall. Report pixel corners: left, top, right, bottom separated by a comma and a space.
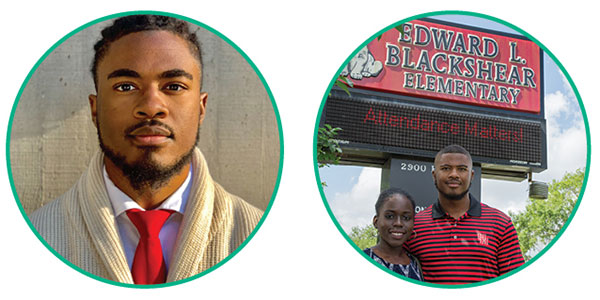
9, 17, 280, 214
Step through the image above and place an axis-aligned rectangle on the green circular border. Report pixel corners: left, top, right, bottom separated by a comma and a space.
6, 10, 284, 289
313, 10, 590, 289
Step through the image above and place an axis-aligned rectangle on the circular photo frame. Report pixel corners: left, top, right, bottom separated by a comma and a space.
314, 10, 589, 288
7, 10, 283, 288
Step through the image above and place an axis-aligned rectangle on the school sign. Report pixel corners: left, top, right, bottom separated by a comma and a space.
324, 18, 546, 179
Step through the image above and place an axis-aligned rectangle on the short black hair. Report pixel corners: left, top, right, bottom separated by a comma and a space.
434, 144, 472, 167
91, 14, 203, 90
374, 188, 416, 216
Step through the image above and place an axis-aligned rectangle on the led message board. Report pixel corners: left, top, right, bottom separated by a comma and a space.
341, 18, 542, 114
324, 93, 546, 170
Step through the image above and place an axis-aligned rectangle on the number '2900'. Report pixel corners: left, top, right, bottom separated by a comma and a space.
400, 162, 430, 172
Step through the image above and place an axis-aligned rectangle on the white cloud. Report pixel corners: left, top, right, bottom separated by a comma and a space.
545, 90, 569, 122
542, 118, 587, 182
327, 167, 381, 232
542, 80, 587, 182
560, 72, 577, 101
482, 178, 529, 214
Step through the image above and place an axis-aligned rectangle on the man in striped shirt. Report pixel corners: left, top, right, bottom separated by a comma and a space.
405, 145, 525, 284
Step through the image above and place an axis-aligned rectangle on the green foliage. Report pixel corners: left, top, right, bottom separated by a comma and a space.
348, 224, 378, 250
509, 168, 585, 260
317, 124, 343, 168
334, 75, 353, 97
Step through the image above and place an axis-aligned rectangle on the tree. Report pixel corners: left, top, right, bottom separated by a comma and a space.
317, 124, 343, 187
509, 168, 585, 260
317, 124, 343, 168
348, 224, 378, 250
333, 75, 353, 97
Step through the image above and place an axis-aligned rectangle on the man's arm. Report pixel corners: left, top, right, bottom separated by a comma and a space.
497, 219, 526, 275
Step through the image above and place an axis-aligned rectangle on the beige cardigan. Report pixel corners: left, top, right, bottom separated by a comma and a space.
29, 148, 263, 284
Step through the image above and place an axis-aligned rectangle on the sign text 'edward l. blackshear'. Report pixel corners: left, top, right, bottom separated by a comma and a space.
341, 19, 542, 114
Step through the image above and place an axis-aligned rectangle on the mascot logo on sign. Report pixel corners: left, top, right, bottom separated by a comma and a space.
341, 46, 383, 80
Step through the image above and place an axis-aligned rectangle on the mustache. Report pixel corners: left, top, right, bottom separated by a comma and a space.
124, 120, 175, 138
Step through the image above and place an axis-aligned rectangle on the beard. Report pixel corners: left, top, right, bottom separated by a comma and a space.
434, 179, 471, 201
97, 119, 199, 191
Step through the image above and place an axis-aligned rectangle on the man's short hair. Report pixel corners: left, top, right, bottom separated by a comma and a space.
91, 14, 203, 90
434, 144, 473, 167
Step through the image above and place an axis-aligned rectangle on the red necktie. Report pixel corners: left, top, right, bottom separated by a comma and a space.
126, 209, 174, 285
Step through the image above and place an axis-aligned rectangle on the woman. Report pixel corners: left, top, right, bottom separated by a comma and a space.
364, 188, 423, 281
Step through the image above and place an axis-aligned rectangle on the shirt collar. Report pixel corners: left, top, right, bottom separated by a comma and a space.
103, 165, 193, 217
432, 193, 482, 219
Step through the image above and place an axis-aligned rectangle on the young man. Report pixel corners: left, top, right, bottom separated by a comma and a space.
30, 15, 263, 285
404, 145, 525, 284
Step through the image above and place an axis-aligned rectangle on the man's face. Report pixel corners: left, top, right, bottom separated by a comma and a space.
432, 153, 474, 201
89, 30, 207, 188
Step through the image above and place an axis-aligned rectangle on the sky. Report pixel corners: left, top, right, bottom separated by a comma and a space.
318, 14, 588, 233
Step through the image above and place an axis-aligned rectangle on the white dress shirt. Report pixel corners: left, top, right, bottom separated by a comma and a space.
103, 165, 192, 271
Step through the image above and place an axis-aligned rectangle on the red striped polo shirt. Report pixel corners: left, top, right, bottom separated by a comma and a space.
405, 194, 525, 284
